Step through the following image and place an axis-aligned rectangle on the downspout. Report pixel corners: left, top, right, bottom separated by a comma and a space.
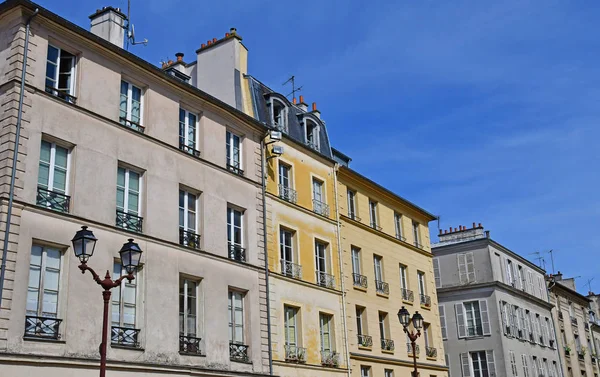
547, 279, 566, 377
0, 8, 39, 307
333, 163, 351, 377
260, 136, 273, 375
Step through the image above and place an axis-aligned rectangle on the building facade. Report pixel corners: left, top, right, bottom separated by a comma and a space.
0, 1, 271, 376
433, 225, 562, 377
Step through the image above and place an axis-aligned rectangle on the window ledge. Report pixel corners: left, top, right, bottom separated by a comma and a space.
427, 357, 437, 361
230, 359, 253, 365
23, 336, 66, 344
376, 292, 389, 299
179, 351, 206, 358
358, 345, 372, 351
111, 344, 144, 351
382, 350, 395, 355
353, 286, 368, 292
420, 305, 431, 310
402, 300, 414, 305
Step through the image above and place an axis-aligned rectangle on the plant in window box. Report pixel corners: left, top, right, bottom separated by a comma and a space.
565, 346, 571, 354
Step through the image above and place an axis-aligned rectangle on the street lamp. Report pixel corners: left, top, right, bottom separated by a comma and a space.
72, 226, 143, 377
398, 306, 423, 377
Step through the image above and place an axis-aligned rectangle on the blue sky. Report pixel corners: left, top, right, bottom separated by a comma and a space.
38, 0, 600, 294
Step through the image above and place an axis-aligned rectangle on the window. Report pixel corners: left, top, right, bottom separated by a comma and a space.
280, 228, 299, 278
179, 190, 199, 248
394, 213, 404, 240
369, 200, 378, 229
27, 245, 61, 318
418, 271, 426, 296
463, 351, 495, 377
179, 277, 199, 337
45, 44, 76, 102
116, 167, 142, 232
226, 131, 243, 174
37, 140, 70, 212
379, 311, 389, 341
179, 108, 199, 156
120, 80, 143, 131
279, 162, 292, 189
552, 362, 559, 377
542, 359, 549, 377
228, 290, 245, 344
517, 265, 524, 290
351, 247, 361, 275
347, 189, 357, 219
284, 305, 299, 346
400, 264, 408, 289
532, 357, 539, 377
464, 301, 483, 337
360, 366, 371, 377
356, 306, 365, 336
424, 322, 431, 348
509, 351, 518, 376
315, 241, 333, 287
227, 207, 244, 261
506, 259, 514, 285
522, 355, 530, 377
439, 305, 447, 340
112, 262, 139, 346
312, 178, 328, 216
412, 221, 421, 247
458, 252, 476, 284
433, 258, 441, 288
385, 369, 394, 377
319, 313, 333, 351
305, 120, 319, 149
271, 100, 287, 132
456, 300, 491, 338
374, 255, 383, 282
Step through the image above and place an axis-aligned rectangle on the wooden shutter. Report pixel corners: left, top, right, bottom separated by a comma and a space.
439, 305, 447, 340
460, 353, 471, 377
455, 303, 466, 338
501, 302, 508, 335
466, 252, 475, 282
480, 300, 491, 335
503, 257, 510, 283
433, 258, 441, 288
486, 350, 496, 377
521, 355, 529, 377
512, 263, 520, 289
458, 254, 467, 284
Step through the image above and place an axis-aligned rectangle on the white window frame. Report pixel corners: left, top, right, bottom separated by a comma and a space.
356, 306, 364, 336
228, 290, 245, 344
117, 167, 142, 216
112, 262, 138, 328
509, 351, 518, 376
179, 189, 198, 233
319, 313, 333, 352
384, 369, 394, 377
522, 355, 530, 377
400, 264, 408, 290
284, 305, 298, 346
360, 366, 371, 377
369, 200, 378, 227
315, 241, 328, 274
38, 140, 71, 194
179, 277, 199, 337
227, 207, 244, 247
280, 227, 295, 265
464, 301, 483, 337
412, 221, 421, 247
27, 245, 62, 318
179, 108, 199, 151
270, 99, 288, 132
394, 213, 403, 239
120, 80, 143, 125
46, 44, 76, 96
312, 178, 325, 204
351, 247, 361, 275
417, 271, 426, 296
279, 162, 292, 188
458, 252, 476, 284
374, 255, 383, 282
379, 311, 388, 340
439, 305, 447, 340
305, 119, 320, 148
226, 130, 242, 170
347, 189, 356, 218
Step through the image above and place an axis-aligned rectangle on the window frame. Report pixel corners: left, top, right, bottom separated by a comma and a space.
227, 206, 244, 247
278, 162, 292, 188
226, 130, 243, 170
417, 270, 426, 295
373, 255, 384, 282
38, 140, 71, 195
228, 290, 245, 344
284, 305, 299, 346
279, 227, 295, 265
312, 177, 325, 204
347, 189, 357, 218
27, 244, 63, 318
394, 213, 403, 239
270, 98, 288, 132
351, 246, 361, 275
179, 277, 199, 337
315, 240, 328, 274
179, 189, 198, 233
120, 79, 144, 126
356, 306, 365, 336
319, 312, 334, 352
399, 264, 408, 290
116, 166, 142, 216
45, 43, 76, 97
305, 119, 320, 148
111, 262, 138, 328
412, 221, 421, 247
179, 108, 199, 152
464, 301, 483, 337
368, 199, 378, 227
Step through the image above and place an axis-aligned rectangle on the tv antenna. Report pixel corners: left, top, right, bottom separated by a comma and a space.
545, 249, 556, 274
283, 76, 302, 102
529, 251, 545, 270
584, 278, 595, 294
126, 0, 148, 50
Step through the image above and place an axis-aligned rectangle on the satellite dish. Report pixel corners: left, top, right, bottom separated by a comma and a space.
128, 23, 135, 41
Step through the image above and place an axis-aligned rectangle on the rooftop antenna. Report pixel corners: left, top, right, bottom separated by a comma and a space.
126, 0, 148, 50
529, 251, 545, 270
283, 75, 302, 102
584, 278, 595, 294
545, 249, 556, 274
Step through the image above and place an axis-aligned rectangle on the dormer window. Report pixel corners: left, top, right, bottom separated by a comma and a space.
270, 99, 287, 132
165, 67, 190, 83
305, 120, 319, 150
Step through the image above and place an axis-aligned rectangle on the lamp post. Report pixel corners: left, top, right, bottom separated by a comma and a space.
398, 306, 424, 377
71, 226, 143, 377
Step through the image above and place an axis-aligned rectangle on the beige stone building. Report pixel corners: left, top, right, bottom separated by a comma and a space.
0, 1, 271, 376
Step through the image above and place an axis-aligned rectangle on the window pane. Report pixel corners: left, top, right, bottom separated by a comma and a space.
129, 171, 140, 191
43, 269, 60, 291
123, 284, 136, 304
111, 303, 120, 325
45, 61, 57, 82
53, 168, 67, 193
40, 141, 51, 163
234, 325, 243, 342
123, 305, 135, 326
127, 192, 139, 213
38, 164, 50, 188
30, 245, 43, 266
47, 45, 59, 64
28, 265, 41, 289
26, 288, 39, 313
116, 188, 125, 210
42, 291, 58, 315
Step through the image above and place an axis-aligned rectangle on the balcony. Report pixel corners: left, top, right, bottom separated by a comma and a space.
320, 350, 339, 367
348, 212, 361, 222
558, 311, 564, 321
227, 161, 244, 176
375, 280, 389, 295
230, 342, 249, 362
407, 343, 420, 356
24, 315, 62, 340
426, 346, 437, 359
278, 184, 297, 204
381, 338, 395, 351
420, 294, 431, 308
353, 273, 368, 289
179, 334, 203, 355
119, 116, 145, 133
357, 334, 373, 348
316, 271, 336, 289
45, 85, 77, 104
402, 288, 414, 303
228, 243, 246, 262
281, 260, 302, 280
111, 326, 140, 348
313, 199, 330, 217
36, 187, 70, 213
571, 316, 578, 326
370, 222, 382, 232
179, 142, 201, 158
284, 345, 307, 363
414, 241, 424, 249
306, 140, 319, 151
396, 233, 407, 242
115, 210, 143, 233
179, 228, 201, 249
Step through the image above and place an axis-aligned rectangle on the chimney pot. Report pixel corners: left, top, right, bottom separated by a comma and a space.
89, 6, 127, 48
312, 102, 317, 111
167, 60, 173, 65
293, 97, 297, 104
225, 32, 230, 37
478, 223, 482, 227
230, 27, 237, 34
444, 230, 447, 234
212, 38, 217, 43
207, 40, 212, 45
299, 95, 305, 104
201, 43, 206, 48
473, 222, 476, 228
175, 52, 184, 62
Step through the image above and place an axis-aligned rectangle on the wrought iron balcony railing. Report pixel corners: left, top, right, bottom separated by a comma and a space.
111, 326, 140, 348
321, 350, 339, 367
179, 228, 201, 249
306, 140, 319, 151
179, 142, 201, 158
119, 116, 145, 133
313, 199, 330, 217
230, 342, 249, 362
381, 338, 395, 351
316, 271, 335, 289
116, 210, 143, 233
36, 187, 70, 213
370, 222, 383, 231
281, 260, 302, 279
357, 334, 373, 348
571, 316, 578, 326
414, 241, 424, 249
348, 212, 361, 222
402, 288, 414, 303
558, 311, 564, 321
426, 346, 437, 358
420, 294, 431, 307
45, 85, 77, 104
353, 273, 368, 288
278, 184, 297, 204
375, 280, 389, 295
407, 342, 420, 356
284, 344, 307, 363
24, 315, 62, 339
396, 233, 407, 242
227, 161, 244, 176
179, 334, 203, 355
228, 243, 246, 262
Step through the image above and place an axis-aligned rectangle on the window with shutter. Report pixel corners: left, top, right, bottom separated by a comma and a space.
522, 355, 530, 377
458, 254, 468, 284
461, 353, 471, 377
433, 258, 441, 288
456, 303, 467, 338
486, 350, 496, 377
509, 351, 518, 376
439, 305, 447, 340
466, 252, 476, 282
531, 357, 538, 377
480, 300, 491, 336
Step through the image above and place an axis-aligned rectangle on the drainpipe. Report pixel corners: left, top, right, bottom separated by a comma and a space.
260, 136, 273, 375
0, 8, 39, 308
333, 163, 351, 377
547, 279, 566, 377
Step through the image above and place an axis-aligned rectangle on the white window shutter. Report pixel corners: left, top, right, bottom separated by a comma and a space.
486, 350, 496, 377
433, 258, 441, 288
458, 254, 467, 284
460, 353, 471, 377
439, 305, 447, 340
455, 303, 466, 338
521, 355, 529, 377
503, 257, 509, 283
466, 252, 475, 282
501, 302, 508, 335
480, 300, 491, 335
512, 263, 520, 289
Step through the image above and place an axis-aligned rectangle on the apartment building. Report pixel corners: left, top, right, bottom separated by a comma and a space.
0, 1, 271, 376
334, 151, 448, 377
548, 273, 599, 377
588, 292, 600, 376
433, 225, 562, 377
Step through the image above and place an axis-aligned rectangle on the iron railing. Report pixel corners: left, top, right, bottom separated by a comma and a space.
228, 243, 246, 262
370, 222, 383, 231
357, 334, 373, 348
36, 187, 70, 213
281, 260, 302, 279
111, 326, 140, 347
119, 116, 145, 133
353, 273, 368, 288
313, 199, 330, 217
179, 228, 201, 249
24, 315, 62, 339
278, 184, 297, 203
375, 280, 389, 295
179, 334, 203, 354
426, 346, 437, 358
414, 241, 424, 249
381, 338, 395, 351
45, 85, 77, 104
116, 210, 143, 232
407, 342, 420, 356
284, 345, 307, 363
402, 288, 414, 303
320, 350, 339, 367
306, 140, 319, 151
230, 343, 249, 362
227, 161, 244, 176
316, 271, 335, 289
179, 143, 201, 158
420, 294, 431, 307
348, 212, 361, 222
396, 233, 407, 242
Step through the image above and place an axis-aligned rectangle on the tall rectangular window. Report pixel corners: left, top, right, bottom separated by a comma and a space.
179, 189, 198, 234
284, 305, 298, 346
351, 247, 361, 275
369, 200, 378, 228
509, 351, 518, 376
456, 300, 490, 338
464, 301, 483, 337
379, 311, 388, 340
227, 207, 243, 247
116, 167, 142, 231
228, 290, 244, 344
312, 178, 328, 216
319, 313, 333, 351
470, 351, 489, 377
279, 163, 291, 188
305, 121, 319, 149
506, 259, 514, 285
384, 369, 394, 377
315, 241, 327, 274
418, 271, 426, 296
400, 265, 408, 289
423, 322, 431, 348
347, 189, 357, 219
360, 366, 371, 377
280, 228, 294, 264
394, 213, 403, 240
226, 131, 242, 174
356, 306, 365, 336
45, 44, 75, 102
179, 108, 198, 155
27, 245, 61, 318
112, 263, 137, 330
179, 277, 198, 337
37, 140, 70, 212
373, 255, 383, 282
458, 252, 476, 284
120, 80, 143, 131
412, 221, 421, 247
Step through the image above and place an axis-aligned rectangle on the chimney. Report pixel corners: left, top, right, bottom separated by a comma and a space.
311, 102, 321, 118
89, 6, 127, 48
297, 95, 308, 112
175, 52, 184, 63
555, 271, 563, 281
